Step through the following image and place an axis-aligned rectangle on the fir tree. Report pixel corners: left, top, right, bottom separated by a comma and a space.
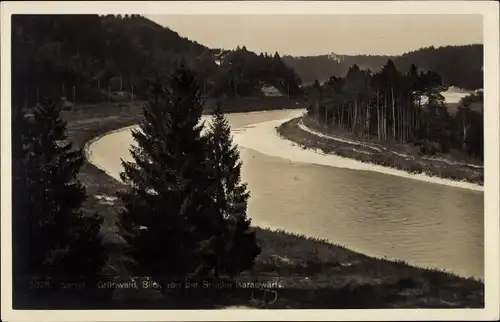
12, 104, 31, 283
206, 103, 261, 278
118, 66, 224, 287
12, 99, 107, 292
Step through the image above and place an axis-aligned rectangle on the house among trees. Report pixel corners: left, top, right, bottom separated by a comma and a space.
261, 84, 283, 97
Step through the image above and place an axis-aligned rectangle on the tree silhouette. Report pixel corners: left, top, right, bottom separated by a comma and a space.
12, 99, 107, 303
206, 103, 261, 278
118, 66, 224, 289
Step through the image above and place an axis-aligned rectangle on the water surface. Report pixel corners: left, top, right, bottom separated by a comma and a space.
88, 109, 484, 279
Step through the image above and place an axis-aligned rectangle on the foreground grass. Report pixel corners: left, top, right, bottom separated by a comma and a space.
23, 101, 483, 309
277, 117, 483, 186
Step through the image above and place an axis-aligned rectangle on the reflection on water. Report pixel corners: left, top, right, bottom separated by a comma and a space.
91, 110, 484, 279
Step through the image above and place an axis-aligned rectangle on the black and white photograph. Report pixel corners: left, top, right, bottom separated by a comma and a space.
1, 1, 499, 321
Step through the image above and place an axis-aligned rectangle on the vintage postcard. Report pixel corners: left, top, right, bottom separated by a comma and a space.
1, 1, 499, 321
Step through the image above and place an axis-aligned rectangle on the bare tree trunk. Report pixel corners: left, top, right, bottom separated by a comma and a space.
325, 105, 328, 125
340, 105, 344, 130
380, 95, 383, 140
348, 105, 351, 131
398, 92, 402, 143
349, 104, 352, 132
412, 95, 416, 140
361, 102, 364, 135
385, 96, 388, 141
403, 94, 406, 142
383, 93, 387, 141
367, 102, 371, 137
397, 95, 400, 142
463, 125, 468, 150
377, 104, 381, 140
353, 99, 358, 135
403, 97, 407, 142
407, 95, 411, 142
391, 87, 396, 139
337, 106, 341, 129
417, 96, 421, 136
361, 102, 365, 136
462, 113, 469, 150
382, 96, 385, 140
412, 96, 417, 140
376, 91, 381, 140
400, 93, 403, 143
402, 104, 405, 142
316, 100, 320, 122
405, 96, 408, 142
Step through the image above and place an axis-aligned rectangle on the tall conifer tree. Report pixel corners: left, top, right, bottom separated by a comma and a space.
12, 99, 107, 293
206, 103, 261, 278
118, 66, 224, 286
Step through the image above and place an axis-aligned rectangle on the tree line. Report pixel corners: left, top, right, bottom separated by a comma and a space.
12, 65, 261, 305
210, 46, 302, 98
305, 60, 483, 160
12, 14, 301, 110
283, 44, 483, 90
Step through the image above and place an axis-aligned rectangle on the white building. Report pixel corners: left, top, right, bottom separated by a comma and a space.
261, 84, 283, 97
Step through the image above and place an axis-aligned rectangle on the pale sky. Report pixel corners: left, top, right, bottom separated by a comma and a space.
146, 14, 483, 56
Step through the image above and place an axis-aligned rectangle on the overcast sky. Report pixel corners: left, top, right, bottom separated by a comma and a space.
146, 14, 483, 56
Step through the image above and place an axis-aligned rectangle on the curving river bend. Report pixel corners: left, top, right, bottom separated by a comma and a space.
87, 109, 484, 280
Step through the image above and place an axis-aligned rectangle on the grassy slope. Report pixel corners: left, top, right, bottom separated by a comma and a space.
48, 100, 484, 309
277, 117, 483, 186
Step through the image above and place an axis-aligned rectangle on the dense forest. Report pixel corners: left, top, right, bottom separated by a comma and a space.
210, 47, 302, 98
11, 14, 302, 110
283, 45, 483, 90
305, 60, 484, 160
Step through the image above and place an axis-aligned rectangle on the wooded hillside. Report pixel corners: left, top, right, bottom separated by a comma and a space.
11, 14, 302, 109
283, 45, 483, 90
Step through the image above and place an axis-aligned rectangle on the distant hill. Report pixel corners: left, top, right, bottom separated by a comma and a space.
282, 53, 391, 86
283, 45, 483, 90
12, 14, 302, 109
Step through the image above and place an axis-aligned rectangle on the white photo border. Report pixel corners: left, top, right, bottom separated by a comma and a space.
1, 1, 498, 321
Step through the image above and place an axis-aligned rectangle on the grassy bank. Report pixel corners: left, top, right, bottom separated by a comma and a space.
24, 101, 483, 309
277, 117, 483, 186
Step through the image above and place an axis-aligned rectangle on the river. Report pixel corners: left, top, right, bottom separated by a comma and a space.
87, 109, 484, 280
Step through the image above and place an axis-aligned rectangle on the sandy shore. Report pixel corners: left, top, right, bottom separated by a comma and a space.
87, 109, 482, 192
231, 118, 483, 192
84, 109, 301, 181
